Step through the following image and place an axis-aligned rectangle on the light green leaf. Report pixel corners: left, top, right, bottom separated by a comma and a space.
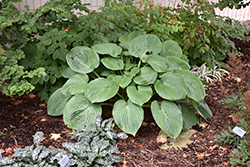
160, 40, 182, 58
129, 34, 162, 62
124, 66, 140, 77
151, 100, 183, 139
85, 78, 119, 103
147, 55, 173, 72
63, 94, 102, 129
92, 43, 122, 57
133, 66, 157, 85
166, 56, 190, 70
61, 74, 89, 96
113, 99, 144, 136
195, 101, 213, 119
119, 32, 141, 49
175, 70, 205, 102
66, 46, 100, 74
61, 67, 78, 78
179, 103, 199, 130
114, 74, 133, 89
101, 57, 124, 70
47, 88, 71, 116
127, 85, 152, 106
155, 72, 187, 101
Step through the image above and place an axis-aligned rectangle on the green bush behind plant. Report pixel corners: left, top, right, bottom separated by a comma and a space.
48, 33, 213, 139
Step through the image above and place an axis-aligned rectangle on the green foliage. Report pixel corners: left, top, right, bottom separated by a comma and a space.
48, 33, 212, 139
0, 116, 126, 167
215, 0, 250, 10
0, 46, 44, 96
216, 84, 250, 166
0, 131, 67, 166
62, 115, 128, 166
215, 124, 235, 145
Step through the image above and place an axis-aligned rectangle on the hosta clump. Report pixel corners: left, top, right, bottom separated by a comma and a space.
48, 32, 213, 139
0, 131, 67, 167
62, 115, 127, 167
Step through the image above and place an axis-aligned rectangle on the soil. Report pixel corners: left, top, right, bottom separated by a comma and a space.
1, 38, 250, 167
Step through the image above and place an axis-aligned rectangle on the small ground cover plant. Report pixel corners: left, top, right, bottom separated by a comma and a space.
0, 116, 127, 167
48, 32, 212, 139
216, 83, 250, 166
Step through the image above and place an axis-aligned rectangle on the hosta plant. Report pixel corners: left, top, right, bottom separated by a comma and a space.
48, 33, 213, 139
0, 131, 67, 167
62, 115, 128, 167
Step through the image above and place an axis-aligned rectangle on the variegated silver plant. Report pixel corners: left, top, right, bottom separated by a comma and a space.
190, 63, 229, 83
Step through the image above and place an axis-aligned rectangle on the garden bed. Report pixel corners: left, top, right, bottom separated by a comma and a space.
0, 38, 249, 166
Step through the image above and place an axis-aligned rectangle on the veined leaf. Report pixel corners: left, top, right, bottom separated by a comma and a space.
66, 46, 100, 74
119, 32, 141, 49
47, 88, 71, 116
147, 55, 173, 72
113, 99, 144, 136
85, 78, 119, 103
179, 103, 199, 130
133, 66, 157, 85
194, 100, 213, 119
127, 85, 153, 106
61, 67, 78, 78
166, 56, 190, 70
175, 70, 205, 102
124, 66, 140, 77
92, 43, 122, 57
154, 72, 187, 101
61, 74, 89, 96
63, 94, 102, 129
151, 100, 183, 139
129, 34, 162, 62
114, 74, 133, 89
101, 57, 124, 70
160, 40, 182, 58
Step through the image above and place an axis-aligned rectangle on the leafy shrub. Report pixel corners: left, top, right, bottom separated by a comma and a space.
0, 116, 127, 167
48, 33, 212, 139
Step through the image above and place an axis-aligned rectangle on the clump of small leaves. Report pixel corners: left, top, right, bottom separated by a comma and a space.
62, 115, 128, 167
190, 63, 229, 83
0, 131, 67, 167
214, 124, 235, 145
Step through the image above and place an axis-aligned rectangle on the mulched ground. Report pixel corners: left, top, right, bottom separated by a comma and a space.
0, 37, 250, 166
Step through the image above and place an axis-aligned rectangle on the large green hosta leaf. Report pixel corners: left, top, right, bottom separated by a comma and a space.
154, 72, 187, 101
147, 55, 173, 72
133, 66, 157, 85
160, 40, 182, 58
179, 103, 199, 130
175, 70, 205, 102
151, 100, 183, 139
92, 43, 122, 57
101, 57, 124, 70
119, 32, 141, 49
63, 94, 102, 129
113, 99, 144, 136
85, 78, 119, 103
47, 88, 71, 116
127, 85, 153, 106
114, 74, 133, 89
61, 74, 89, 96
191, 100, 213, 119
129, 34, 162, 62
66, 46, 99, 74
166, 56, 190, 70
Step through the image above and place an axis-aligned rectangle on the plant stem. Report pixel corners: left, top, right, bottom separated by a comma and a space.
100, 103, 114, 106
93, 71, 101, 78
117, 92, 125, 100
138, 59, 141, 68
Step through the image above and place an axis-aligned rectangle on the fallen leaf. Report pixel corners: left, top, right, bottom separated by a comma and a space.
50, 133, 61, 140
194, 151, 211, 157
136, 143, 144, 147
156, 130, 168, 143
142, 122, 148, 126
199, 122, 208, 128
41, 119, 47, 122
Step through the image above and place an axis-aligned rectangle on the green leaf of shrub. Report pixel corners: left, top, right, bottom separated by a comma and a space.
61, 74, 89, 96
47, 88, 71, 116
151, 100, 183, 139
133, 66, 157, 85
113, 99, 144, 136
127, 85, 153, 106
66, 46, 100, 74
63, 94, 102, 129
154, 72, 187, 101
101, 57, 124, 70
129, 34, 162, 62
160, 40, 182, 58
147, 55, 173, 72
175, 70, 205, 102
179, 103, 199, 130
85, 78, 119, 103
47, 44, 57, 55
92, 43, 122, 57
